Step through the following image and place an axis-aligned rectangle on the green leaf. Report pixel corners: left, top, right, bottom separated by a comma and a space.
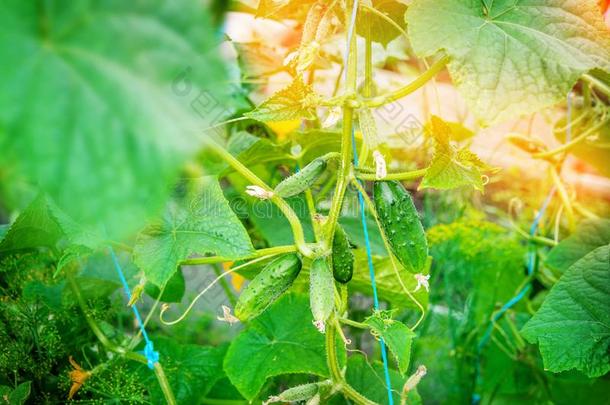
420, 116, 493, 191
357, 0, 408, 47
0, 194, 98, 254
406, 0, 610, 124
133, 177, 253, 286
345, 355, 420, 404
0, 381, 32, 405
545, 220, 610, 273
521, 245, 610, 378
137, 338, 225, 405
224, 293, 345, 400
350, 249, 429, 310
144, 268, 185, 303
233, 41, 285, 79
365, 310, 416, 374
0, 1, 227, 239
244, 77, 317, 122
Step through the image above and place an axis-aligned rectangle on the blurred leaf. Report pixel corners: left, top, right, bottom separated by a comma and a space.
134, 177, 253, 286
339, 215, 386, 256
350, 249, 429, 310
345, 355, 420, 404
0, 381, 31, 405
0, 195, 97, 254
521, 245, 610, 378
256, 0, 317, 20
0, 1, 227, 240
407, 0, 610, 124
137, 338, 226, 405
245, 77, 317, 122
224, 293, 345, 400
420, 116, 492, 191
555, 111, 610, 177
545, 219, 610, 273
365, 310, 416, 374
145, 268, 185, 303
357, 0, 408, 47
233, 41, 285, 79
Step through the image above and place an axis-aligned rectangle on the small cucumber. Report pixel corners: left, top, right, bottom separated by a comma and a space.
309, 257, 334, 331
373, 181, 428, 273
331, 225, 354, 283
235, 254, 302, 321
274, 157, 328, 197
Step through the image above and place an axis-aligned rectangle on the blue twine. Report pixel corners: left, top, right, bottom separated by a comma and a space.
109, 247, 159, 369
342, 1, 393, 403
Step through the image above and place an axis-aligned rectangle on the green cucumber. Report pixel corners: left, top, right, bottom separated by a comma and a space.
309, 257, 334, 330
331, 225, 354, 283
235, 254, 302, 321
373, 180, 428, 273
274, 157, 328, 197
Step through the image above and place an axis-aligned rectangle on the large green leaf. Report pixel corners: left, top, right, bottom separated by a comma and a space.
133, 177, 253, 286
136, 338, 226, 405
406, 0, 610, 124
224, 293, 345, 400
365, 310, 416, 374
521, 245, 610, 378
545, 219, 610, 273
351, 249, 429, 310
0, 1, 226, 240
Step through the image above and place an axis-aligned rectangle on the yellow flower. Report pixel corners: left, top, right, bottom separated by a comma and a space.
266, 119, 302, 140
68, 356, 91, 400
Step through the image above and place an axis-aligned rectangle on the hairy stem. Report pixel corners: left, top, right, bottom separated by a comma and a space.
207, 141, 313, 257
366, 56, 449, 107
327, 321, 378, 405
180, 245, 297, 266
356, 168, 427, 181
533, 117, 609, 159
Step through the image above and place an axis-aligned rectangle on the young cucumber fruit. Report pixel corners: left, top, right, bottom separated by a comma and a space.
274, 156, 328, 197
373, 180, 428, 273
331, 225, 354, 283
234, 253, 302, 321
309, 257, 334, 331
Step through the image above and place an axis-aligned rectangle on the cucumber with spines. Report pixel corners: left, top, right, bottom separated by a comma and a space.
331, 225, 354, 283
235, 254, 302, 321
373, 180, 428, 273
274, 157, 328, 197
309, 257, 334, 330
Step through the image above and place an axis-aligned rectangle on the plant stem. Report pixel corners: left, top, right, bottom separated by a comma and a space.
533, 117, 609, 158
213, 264, 238, 306
326, 321, 378, 405
366, 56, 449, 107
512, 225, 557, 247
68, 275, 177, 405
207, 141, 313, 257
356, 168, 427, 181
180, 245, 297, 266
339, 317, 369, 330
325, 0, 358, 246
549, 166, 575, 232
582, 73, 610, 97
154, 363, 178, 405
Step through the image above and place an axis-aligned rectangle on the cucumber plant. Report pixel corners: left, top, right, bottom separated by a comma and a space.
0, 0, 609, 404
